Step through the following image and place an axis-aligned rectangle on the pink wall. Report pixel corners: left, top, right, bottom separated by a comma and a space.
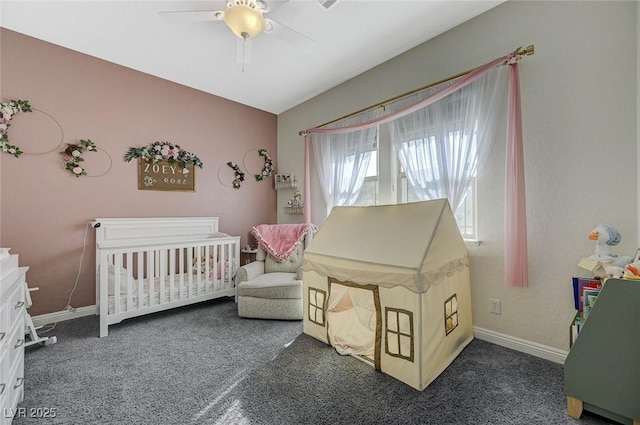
0, 29, 277, 315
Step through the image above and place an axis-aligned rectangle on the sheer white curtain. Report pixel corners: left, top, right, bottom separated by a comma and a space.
311, 109, 379, 213
387, 66, 507, 213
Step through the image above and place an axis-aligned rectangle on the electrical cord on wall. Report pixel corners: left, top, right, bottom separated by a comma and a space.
64, 221, 93, 312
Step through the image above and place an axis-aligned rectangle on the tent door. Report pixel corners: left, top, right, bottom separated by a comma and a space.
326, 278, 381, 370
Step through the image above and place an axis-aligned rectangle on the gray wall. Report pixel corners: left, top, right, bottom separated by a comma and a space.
277, 1, 637, 352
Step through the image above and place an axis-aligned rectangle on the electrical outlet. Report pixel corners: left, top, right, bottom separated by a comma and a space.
489, 298, 501, 315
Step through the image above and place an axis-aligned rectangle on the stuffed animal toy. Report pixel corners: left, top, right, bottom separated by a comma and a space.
192, 253, 215, 273
623, 262, 640, 279
586, 223, 632, 278
192, 254, 232, 279
588, 222, 621, 261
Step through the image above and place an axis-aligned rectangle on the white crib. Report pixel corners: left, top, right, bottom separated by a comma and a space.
95, 217, 240, 337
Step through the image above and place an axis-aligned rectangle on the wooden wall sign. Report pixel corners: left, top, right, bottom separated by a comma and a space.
138, 159, 195, 191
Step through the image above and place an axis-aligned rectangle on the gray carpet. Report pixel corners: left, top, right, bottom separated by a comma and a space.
14, 298, 614, 425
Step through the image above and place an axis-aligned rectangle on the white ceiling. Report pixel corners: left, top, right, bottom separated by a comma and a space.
1, 0, 504, 114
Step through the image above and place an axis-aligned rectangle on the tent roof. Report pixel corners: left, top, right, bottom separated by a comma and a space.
303, 199, 469, 293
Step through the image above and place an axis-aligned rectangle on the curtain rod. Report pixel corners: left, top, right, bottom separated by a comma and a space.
298, 45, 535, 136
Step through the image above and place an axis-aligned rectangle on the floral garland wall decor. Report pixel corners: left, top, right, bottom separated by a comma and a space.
0, 99, 32, 158
254, 148, 274, 181
124, 141, 203, 170
124, 141, 202, 192
227, 161, 245, 189
61, 139, 97, 177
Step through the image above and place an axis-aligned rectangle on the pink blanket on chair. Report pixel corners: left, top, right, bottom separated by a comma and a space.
251, 224, 317, 263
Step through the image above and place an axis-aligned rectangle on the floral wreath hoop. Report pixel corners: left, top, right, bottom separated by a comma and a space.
242, 148, 274, 182
20, 108, 65, 156
61, 139, 100, 177
226, 161, 245, 189
0, 99, 32, 158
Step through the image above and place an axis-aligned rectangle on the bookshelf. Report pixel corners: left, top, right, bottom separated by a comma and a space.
564, 278, 640, 425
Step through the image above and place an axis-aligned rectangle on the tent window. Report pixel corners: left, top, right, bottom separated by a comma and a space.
444, 294, 459, 336
308, 287, 327, 326
384, 308, 414, 362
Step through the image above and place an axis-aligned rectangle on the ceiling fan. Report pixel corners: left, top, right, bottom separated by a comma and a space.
160, 0, 317, 57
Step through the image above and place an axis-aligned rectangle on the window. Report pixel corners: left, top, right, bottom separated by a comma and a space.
353, 149, 378, 206
400, 170, 477, 240
444, 294, 459, 336
385, 307, 414, 362
346, 124, 477, 240
308, 288, 326, 326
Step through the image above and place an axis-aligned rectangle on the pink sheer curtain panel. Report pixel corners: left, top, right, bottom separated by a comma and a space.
505, 63, 528, 287
304, 134, 311, 223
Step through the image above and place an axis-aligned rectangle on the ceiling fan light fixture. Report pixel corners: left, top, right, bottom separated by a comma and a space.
223, 0, 266, 40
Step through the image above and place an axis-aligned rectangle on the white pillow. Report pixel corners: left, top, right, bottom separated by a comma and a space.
106, 264, 131, 296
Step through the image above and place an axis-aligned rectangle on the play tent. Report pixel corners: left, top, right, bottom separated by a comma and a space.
302, 199, 473, 390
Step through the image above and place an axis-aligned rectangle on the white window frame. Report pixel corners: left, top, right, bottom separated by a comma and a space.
350, 123, 478, 241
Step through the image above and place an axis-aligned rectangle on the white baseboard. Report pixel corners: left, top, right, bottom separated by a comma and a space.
474, 326, 568, 364
31, 305, 97, 328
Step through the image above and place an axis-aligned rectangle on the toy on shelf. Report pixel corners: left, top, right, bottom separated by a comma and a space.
275, 173, 298, 189
588, 223, 622, 261
291, 191, 303, 207
623, 262, 640, 279
284, 191, 303, 214
578, 223, 632, 279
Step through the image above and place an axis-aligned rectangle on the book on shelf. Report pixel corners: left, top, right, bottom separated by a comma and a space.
572, 277, 602, 312
569, 278, 604, 347
570, 312, 582, 347
582, 287, 601, 317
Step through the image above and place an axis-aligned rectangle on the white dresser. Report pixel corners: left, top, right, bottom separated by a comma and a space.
0, 255, 26, 425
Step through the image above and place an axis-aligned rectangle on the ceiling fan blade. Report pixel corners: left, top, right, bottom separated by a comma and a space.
259, 0, 289, 14
265, 18, 317, 53
158, 9, 224, 22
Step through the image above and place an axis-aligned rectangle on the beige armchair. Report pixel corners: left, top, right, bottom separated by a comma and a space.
235, 227, 312, 320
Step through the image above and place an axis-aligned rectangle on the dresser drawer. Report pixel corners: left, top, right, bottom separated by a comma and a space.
6, 325, 24, 374
6, 355, 24, 421
0, 346, 7, 395
0, 347, 7, 425
6, 279, 25, 330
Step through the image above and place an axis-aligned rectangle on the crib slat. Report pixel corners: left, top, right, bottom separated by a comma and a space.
113, 254, 122, 313
126, 252, 133, 310
169, 248, 176, 302
159, 248, 166, 304
223, 243, 229, 290
147, 250, 154, 307
137, 251, 144, 309
178, 247, 184, 299
227, 243, 233, 289
205, 244, 211, 293
196, 245, 204, 295
225, 243, 230, 289
220, 244, 227, 290
188, 246, 194, 299
212, 244, 218, 291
